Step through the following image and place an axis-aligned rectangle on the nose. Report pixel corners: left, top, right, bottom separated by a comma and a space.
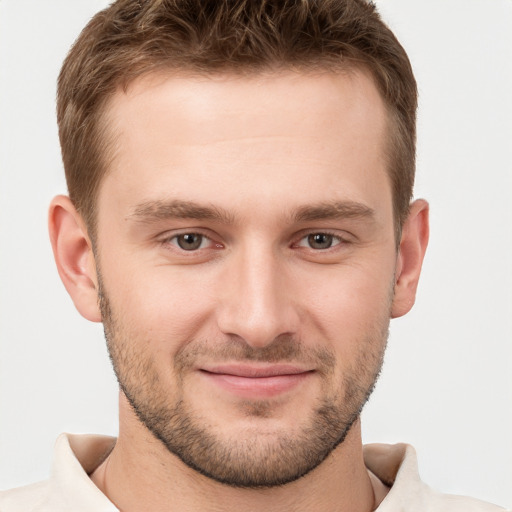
216, 242, 300, 348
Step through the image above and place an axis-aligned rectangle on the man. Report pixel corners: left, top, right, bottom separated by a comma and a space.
0, 0, 509, 511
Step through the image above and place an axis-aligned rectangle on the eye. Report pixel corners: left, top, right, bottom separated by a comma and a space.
171, 233, 210, 251
297, 233, 342, 250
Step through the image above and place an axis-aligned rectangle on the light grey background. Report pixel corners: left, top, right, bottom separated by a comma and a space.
1, 0, 511, 506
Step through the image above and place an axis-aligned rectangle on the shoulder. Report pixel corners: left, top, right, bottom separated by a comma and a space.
0, 481, 51, 512
0, 433, 117, 512
364, 443, 509, 512
424, 491, 509, 512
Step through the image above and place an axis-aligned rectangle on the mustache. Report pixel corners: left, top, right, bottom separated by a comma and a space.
174, 334, 336, 374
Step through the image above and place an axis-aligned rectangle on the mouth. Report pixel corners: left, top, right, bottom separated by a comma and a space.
198, 364, 314, 399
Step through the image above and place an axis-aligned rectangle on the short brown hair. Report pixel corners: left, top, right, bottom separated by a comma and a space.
57, 0, 417, 239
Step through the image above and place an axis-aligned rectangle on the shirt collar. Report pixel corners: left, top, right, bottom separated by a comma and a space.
47, 434, 428, 512
364, 443, 431, 511
47, 433, 118, 512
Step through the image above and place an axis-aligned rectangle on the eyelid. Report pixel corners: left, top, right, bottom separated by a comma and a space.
155, 228, 352, 252
158, 229, 223, 251
296, 235, 340, 249
293, 230, 350, 249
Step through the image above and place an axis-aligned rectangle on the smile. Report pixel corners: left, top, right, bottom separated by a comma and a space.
199, 364, 314, 399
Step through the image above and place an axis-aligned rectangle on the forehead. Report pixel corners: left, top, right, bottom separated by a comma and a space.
99, 68, 391, 222
107, 67, 386, 145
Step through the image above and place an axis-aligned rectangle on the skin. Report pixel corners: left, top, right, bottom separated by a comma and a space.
49, 69, 429, 512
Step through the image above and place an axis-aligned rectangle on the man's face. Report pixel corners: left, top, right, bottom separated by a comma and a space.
95, 69, 397, 487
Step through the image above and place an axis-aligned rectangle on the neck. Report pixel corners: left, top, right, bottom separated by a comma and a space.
91, 397, 377, 512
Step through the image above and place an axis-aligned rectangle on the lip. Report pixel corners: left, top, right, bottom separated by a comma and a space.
198, 364, 314, 399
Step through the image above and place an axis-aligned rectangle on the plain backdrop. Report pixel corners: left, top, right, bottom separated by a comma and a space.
0, 0, 511, 507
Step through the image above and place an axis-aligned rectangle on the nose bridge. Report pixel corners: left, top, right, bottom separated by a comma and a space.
217, 238, 297, 347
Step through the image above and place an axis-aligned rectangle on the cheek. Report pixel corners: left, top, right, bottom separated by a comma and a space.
100, 256, 218, 352
295, 262, 394, 347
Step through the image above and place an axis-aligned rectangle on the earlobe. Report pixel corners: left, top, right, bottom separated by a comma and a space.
391, 199, 429, 319
48, 195, 101, 322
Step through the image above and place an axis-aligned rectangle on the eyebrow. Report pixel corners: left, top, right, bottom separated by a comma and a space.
128, 199, 235, 224
128, 199, 375, 225
292, 201, 376, 223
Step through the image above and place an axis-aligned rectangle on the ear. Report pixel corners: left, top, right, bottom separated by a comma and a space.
391, 199, 429, 318
48, 195, 101, 322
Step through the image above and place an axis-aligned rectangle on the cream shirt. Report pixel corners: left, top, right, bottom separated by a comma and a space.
0, 434, 508, 512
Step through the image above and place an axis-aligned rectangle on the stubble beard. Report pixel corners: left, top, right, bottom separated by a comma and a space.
99, 279, 390, 488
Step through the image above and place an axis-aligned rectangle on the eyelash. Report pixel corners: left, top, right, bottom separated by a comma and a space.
160, 230, 349, 253
162, 232, 222, 252
294, 231, 346, 250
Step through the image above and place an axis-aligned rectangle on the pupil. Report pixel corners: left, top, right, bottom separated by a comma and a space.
308, 233, 332, 249
178, 233, 202, 250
